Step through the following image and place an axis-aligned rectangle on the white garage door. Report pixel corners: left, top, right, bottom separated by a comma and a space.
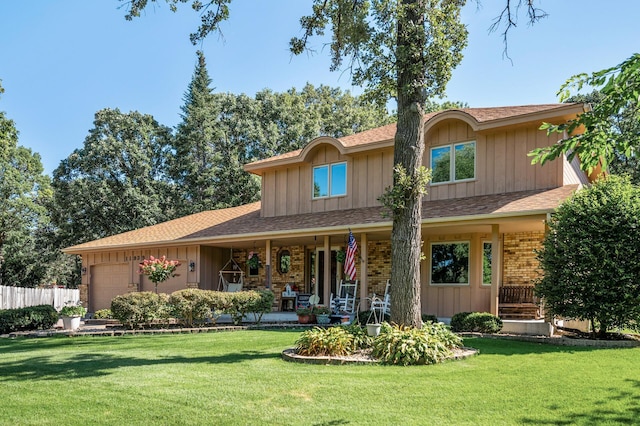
90, 264, 130, 312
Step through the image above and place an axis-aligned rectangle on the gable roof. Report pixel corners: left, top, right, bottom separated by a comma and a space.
245, 103, 586, 174
64, 185, 578, 253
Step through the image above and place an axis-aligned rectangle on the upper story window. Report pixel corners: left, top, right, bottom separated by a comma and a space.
313, 162, 347, 198
430, 141, 476, 184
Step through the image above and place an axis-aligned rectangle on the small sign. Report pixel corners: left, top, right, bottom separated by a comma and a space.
297, 293, 311, 308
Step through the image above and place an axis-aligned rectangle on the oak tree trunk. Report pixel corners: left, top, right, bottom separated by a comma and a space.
390, 0, 426, 327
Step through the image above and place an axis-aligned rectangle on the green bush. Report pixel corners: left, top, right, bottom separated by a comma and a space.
536, 175, 640, 338
0, 305, 58, 334
93, 309, 112, 319
295, 326, 355, 356
248, 290, 275, 324
110, 292, 169, 328
421, 313, 439, 324
169, 289, 214, 327
450, 311, 502, 333
225, 291, 263, 325
464, 312, 503, 333
341, 324, 373, 350
372, 322, 462, 366
450, 311, 472, 332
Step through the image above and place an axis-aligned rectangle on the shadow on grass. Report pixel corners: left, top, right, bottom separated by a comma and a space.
463, 337, 637, 356
0, 349, 279, 382
519, 379, 640, 425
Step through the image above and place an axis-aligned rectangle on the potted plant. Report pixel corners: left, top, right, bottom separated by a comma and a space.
247, 251, 260, 269
365, 298, 382, 336
296, 307, 314, 324
313, 305, 331, 325
59, 303, 87, 331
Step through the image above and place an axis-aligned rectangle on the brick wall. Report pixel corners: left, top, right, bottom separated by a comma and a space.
365, 241, 392, 296
502, 231, 545, 286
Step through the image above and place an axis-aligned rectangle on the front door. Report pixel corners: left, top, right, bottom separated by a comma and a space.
315, 248, 341, 305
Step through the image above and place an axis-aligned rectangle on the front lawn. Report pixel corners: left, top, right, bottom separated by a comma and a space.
0, 330, 638, 425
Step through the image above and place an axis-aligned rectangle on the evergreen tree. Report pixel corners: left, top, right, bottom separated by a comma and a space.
171, 51, 224, 215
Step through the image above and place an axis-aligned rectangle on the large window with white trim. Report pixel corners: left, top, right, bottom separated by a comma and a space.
430, 141, 476, 184
313, 162, 347, 198
430, 242, 470, 285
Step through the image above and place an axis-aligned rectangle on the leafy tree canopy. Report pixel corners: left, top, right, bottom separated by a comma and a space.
531, 53, 640, 174
0, 84, 53, 286
51, 108, 176, 247
535, 175, 640, 338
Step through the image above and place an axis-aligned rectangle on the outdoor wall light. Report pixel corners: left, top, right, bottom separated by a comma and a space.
81, 267, 87, 275
189, 261, 195, 272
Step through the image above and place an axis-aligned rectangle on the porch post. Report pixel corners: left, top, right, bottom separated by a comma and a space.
323, 236, 331, 305
265, 239, 272, 289
490, 224, 501, 316
360, 233, 368, 310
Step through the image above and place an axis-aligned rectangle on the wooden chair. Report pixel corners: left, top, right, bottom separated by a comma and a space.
331, 280, 358, 313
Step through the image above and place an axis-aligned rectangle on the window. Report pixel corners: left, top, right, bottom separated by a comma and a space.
430, 141, 475, 183
482, 242, 492, 285
313, 162, 347, 198
430, 242, 470, 285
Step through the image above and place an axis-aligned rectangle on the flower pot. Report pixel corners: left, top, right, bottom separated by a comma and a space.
366, 323, 381, 337
62, 316, 81, 331
316, 314, 331, 325
297, 314, 314, 324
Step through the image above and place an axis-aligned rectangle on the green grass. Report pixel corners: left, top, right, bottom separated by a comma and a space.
1, 331, 639, 425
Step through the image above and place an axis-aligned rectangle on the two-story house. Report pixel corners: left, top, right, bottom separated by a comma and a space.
65, 103, 590, 320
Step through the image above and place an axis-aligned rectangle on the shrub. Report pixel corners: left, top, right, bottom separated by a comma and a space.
225, 291, 262, 325
248, 290, 275, 324
0, 305, 58, 334
536, 175, 640, 338
372, 322, 462, 366
169, 289, 213, 327
450, 311, 502, 333
59, 303, 87, 317
341, 324, 373, 349
464, 312, 503, 333
94, 309, 112, 319
110, 292, 169, 328
450, 311, 472, 332
421, 313, 439, 324
295, 326, 355, 356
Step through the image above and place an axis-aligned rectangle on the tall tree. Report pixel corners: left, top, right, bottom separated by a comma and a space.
122, 0, 540, 326
0, 81, 53, 286
51, 108, 177, 246
173, 51, 392, 214
172, 51, 223, 215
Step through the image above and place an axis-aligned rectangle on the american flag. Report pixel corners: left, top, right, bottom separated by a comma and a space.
344, 230, 357, 280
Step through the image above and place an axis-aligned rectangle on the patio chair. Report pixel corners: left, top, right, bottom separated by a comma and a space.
370, 280, 390, 318
331, 280, 358, 314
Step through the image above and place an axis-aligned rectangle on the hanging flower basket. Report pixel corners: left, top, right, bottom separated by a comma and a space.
247, 252, 261, 269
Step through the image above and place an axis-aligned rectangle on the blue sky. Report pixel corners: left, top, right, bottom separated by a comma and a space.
1, 1, 638, 175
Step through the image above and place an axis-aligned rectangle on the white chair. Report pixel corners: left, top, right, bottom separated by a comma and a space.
331, 280, 358, 313
370, 280, 390, 318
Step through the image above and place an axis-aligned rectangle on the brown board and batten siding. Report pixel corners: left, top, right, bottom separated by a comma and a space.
424, 120, 566, 202
260, 144, 393, 218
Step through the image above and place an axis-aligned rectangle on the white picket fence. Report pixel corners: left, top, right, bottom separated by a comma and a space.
0, 285, 80, 311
